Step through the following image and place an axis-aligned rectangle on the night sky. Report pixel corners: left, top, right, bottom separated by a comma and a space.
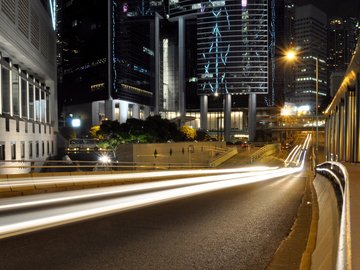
295, 0, 360, 18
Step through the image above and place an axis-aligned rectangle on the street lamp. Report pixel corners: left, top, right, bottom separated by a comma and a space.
285, 49, 319, 165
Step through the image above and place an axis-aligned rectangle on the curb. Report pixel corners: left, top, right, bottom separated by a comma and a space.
300, 171, 319, 269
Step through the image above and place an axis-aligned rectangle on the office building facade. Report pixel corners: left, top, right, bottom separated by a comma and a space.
0, 0, 57, 173
59, 0, 164, 133
293, 5, 328, 111
328, 18, 359, 72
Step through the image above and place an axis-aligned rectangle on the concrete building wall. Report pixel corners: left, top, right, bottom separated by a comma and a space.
0, 0, 57, 174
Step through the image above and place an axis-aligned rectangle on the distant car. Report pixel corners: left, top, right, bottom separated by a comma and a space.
281, 142, 291, 149
241, 142, 250, 148
66, 138, 100, 154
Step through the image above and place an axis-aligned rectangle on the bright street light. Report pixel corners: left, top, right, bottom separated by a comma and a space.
285, 50, 297, 61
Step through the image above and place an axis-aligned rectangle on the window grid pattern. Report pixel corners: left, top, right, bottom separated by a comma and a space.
197, 0, 269, 95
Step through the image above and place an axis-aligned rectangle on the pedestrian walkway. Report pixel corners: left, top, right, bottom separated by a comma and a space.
342, 163, 360, 270
218, 146, 285, 168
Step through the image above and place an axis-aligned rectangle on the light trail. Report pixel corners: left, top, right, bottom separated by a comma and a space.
0, 168, 280, 212
0, 162, 307, 239
0, 166, 278, 189
0, 137, 311, 239
284, 133, 311, 167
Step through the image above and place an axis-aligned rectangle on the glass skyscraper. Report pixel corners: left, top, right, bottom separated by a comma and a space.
197, 0, 269, 96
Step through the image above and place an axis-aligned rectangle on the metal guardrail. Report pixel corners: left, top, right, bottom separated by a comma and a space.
209, 148, 238, 167
250, 144, 280, 163
316, 162, 351, 270
0, 159, 210, 173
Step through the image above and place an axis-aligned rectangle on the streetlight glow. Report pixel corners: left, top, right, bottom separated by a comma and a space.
286, 50, 297, 61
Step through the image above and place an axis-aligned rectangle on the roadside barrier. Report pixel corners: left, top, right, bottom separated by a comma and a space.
314, 162, 351, 270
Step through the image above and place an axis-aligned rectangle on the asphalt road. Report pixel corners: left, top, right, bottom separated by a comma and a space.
0, 173, 307, 270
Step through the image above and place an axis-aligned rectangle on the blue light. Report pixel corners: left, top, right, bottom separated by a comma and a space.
49, 0, 56, 30
201, 1, 231, 95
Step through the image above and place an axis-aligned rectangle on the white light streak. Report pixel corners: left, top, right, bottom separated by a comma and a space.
0, 165, 305, 239
0, 168, 280, 212
0, 166, 278, 189
49, 0, 56, 30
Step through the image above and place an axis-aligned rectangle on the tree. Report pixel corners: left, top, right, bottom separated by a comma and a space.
97, 120, 122, 139
180, 125, 196, 141
145, 115, 182, 142
89, 125, 104, 139
92, 115, 185, 144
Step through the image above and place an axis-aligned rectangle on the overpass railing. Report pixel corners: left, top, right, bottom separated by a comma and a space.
324, 37, 360, 163
315, 162, 351, 270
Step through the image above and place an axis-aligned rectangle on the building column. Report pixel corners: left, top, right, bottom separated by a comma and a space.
178, 16, 185, 118
119, 100, 129, 124
154, 12, 161, 115
355, 80, 360, 162
105, 99, 114, 121
248, 93, 256, 142
334, 107, 340, 161
132, 103, 140, 119
200, 95, 208, 130
224, 94, 231, 142
324, 117, 329, 160
345, 90, 355, 162
340, 101, 345, 161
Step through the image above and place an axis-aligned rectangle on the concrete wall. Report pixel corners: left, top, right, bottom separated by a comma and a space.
311, 175, 340, 270
116, 142, 227, 166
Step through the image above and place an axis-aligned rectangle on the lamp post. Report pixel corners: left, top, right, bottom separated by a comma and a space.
285, 49, 319, 165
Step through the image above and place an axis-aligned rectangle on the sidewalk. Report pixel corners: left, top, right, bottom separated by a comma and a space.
342, 163, 360, 270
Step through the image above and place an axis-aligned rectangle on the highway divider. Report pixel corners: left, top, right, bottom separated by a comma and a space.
310, 162, 351, 270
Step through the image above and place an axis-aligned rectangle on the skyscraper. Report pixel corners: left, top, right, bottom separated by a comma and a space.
0, 0, 57, 173
293, 5, 327, 111
327, 17, 359, 97
197, 0, 269, 96
59, 0, 164, 133
328, 17, 359, 72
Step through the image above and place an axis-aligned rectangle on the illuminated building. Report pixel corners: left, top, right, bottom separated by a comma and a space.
197, 0, 269, 96
59, 0, 164, 133
60, 0, 281, 142
328, 18, 359, 72
292, 5, 327, 111
0, 0, 57, 173
167, 0, 273, 141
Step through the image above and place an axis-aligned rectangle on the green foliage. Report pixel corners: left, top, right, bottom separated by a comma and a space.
144, 115, 182, 142
92, 115, 187, 145
97, 120, 122, 139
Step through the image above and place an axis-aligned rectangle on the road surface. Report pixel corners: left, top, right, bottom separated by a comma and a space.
0, 171, 307, 270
